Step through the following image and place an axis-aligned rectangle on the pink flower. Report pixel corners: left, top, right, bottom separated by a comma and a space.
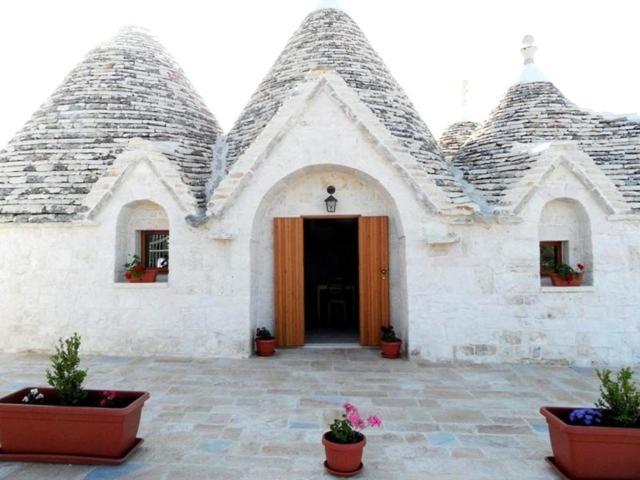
578, 263, 585, 271
347, 411, 365, 429
340, 403, 382, 432
367, 415, 382, 427
344, 403, 356, 413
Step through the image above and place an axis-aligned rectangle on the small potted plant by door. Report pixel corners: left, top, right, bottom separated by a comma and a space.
541, 367, 640, 479
549, 263, 585, 287
255, 327, 276, 357
380, 325, 402, 359
323, 403, 381, 477
123, 254, 158, 283
0, 333, 149, 465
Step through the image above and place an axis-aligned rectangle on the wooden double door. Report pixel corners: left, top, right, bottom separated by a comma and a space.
274, 216, 389, 347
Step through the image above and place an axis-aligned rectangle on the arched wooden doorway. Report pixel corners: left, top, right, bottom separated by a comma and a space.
274, 215, 389, 346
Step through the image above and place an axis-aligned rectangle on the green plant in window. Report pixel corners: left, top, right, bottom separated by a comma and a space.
123, 254, 145, 280
555, 263, 584, 281
45, 333, 87, 405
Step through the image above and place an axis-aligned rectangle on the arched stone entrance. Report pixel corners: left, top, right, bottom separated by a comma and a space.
249, 164, 408, 347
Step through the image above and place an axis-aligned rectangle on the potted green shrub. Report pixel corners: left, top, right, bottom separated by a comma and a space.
380, 325, 402, 359
0, 333, 149, 465
549, 263, 585, 287
541, 367, 640, 479
323, 403, 381, 476
123, 254, 157, 283
255, 327, 276, 356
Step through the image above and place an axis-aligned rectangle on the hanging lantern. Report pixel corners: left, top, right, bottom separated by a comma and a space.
324, 186, 338, 213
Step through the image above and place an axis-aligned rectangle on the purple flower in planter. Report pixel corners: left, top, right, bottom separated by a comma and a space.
569, 408, 602, 426
21, 388, 45, 404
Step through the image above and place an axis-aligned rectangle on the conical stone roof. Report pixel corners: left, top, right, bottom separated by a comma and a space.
439, 121, 478, 161
0, 27, 222, 222
453, 80, 640, 210
225, 8, 467, 204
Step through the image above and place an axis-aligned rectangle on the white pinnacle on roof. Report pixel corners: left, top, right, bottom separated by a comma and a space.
453, 34, 640, 212
518, 35, 548, 83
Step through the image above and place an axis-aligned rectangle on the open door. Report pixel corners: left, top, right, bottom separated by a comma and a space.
274, 217, 305, 347
358, 216, 390, 346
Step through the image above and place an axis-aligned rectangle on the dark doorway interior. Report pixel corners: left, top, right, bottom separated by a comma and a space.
304, 219, 359, 344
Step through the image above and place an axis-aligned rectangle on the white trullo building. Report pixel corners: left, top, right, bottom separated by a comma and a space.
1, 9, 639, 365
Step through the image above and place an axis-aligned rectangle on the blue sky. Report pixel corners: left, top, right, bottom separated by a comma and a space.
0, 0, 638, 146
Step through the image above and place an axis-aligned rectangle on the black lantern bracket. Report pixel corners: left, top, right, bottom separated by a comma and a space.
324, 186, 338, 213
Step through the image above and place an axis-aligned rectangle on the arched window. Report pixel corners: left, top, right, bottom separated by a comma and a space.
538, 198, 593, 286
115, 200, 170, 283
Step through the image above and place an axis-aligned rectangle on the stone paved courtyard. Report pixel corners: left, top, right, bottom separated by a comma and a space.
0, 348, 602, 479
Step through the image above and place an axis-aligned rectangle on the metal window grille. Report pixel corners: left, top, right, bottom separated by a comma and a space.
142, 230, 169, 272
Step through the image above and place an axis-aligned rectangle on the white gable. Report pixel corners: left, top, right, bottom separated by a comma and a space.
82, 139, 199, 222
208, 72, 476, 221
496, 142, 630, 217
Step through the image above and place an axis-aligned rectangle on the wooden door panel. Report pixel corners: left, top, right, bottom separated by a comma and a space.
358, 216, 390, 346
274, 217, 305, 347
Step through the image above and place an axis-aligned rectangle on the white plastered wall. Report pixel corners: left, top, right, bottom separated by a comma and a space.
408, 157, 640, 366
0, 154, 248, 358
1, 85, 639, 365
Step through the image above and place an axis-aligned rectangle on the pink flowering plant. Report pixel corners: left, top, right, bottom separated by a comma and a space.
328, 403, 382, 444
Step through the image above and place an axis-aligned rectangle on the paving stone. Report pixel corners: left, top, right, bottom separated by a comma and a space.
0, 349, 574, 479
431, 408, 490, 423
477, 424, 533, 434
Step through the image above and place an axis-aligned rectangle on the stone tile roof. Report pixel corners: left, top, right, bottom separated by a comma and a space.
0, 27, 221, 222
224, 8, 469, 204
438, 121, 478, 160
453, 81, 640, 211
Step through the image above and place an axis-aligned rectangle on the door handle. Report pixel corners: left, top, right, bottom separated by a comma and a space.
380, 268, 388, 275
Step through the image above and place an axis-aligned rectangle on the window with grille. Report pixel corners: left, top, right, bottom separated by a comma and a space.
141, 230, 169, 272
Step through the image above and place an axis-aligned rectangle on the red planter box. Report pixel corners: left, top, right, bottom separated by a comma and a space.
541, 406, 640, 479
126, 269, 158, 283
549, 273, 583, 287
0, 388, 149, 459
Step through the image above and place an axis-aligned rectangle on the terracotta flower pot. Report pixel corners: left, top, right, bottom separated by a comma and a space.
541, 406, 640, 479
125, 269, 158, 283
322, 432, 365, 476
380, 340, 402, 359
0, 388, 149, 463
255, 338, 276, 356
549, 273, 583, 287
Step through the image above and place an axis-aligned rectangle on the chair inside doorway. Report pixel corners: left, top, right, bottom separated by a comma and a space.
304, 218, 359, 344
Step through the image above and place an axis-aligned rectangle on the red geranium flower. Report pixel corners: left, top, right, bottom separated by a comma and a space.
134, 264, 145, 273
